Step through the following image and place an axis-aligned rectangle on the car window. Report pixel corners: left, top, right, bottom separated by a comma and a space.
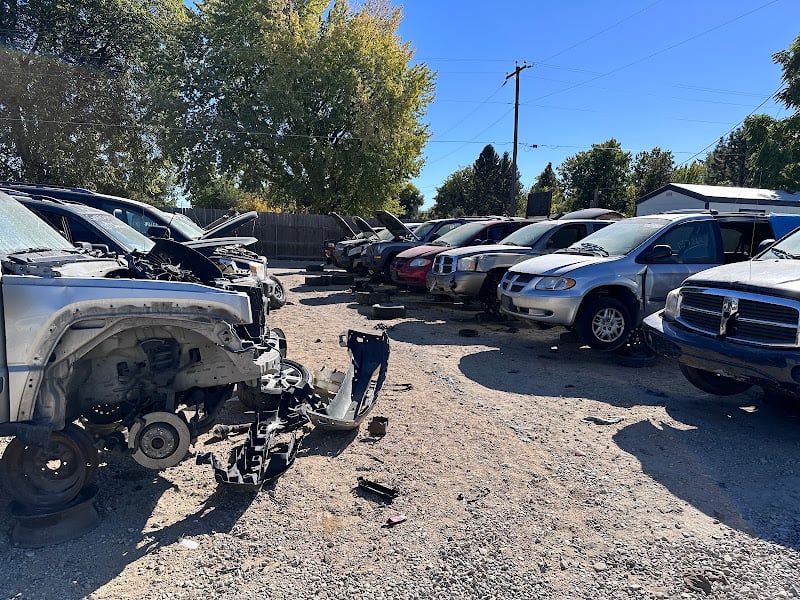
486, 225, 507, 243
31, 209, 70, 239
546, 224, 587, 249
430, 222, 461, 240
649, 221, 719, 264
66, 216, 107, 247
0, 197, 76, 254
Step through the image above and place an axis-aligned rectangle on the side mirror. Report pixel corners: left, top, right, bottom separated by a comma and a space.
147, 225, 171, 239
756, 239, 775, 255
642, 244, 673, 262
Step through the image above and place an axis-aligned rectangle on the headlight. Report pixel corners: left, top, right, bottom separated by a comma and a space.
457, 256, 478, 272
409, 258, 432, 268
663, 288, 681, 321
249, 259, 267, 280
534, 276, 576, 291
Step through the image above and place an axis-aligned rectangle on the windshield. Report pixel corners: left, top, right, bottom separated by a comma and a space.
0, 196, 77, 254
412, 221, 436, 240
500, 221, 557, 246
562, 218, 669, 256
166, 212, 206, 240
432, 222, 488, 247
758, 229, 800, 260
87, 212, 155, 253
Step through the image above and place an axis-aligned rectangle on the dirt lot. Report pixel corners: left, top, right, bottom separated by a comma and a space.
1, 261, 799, 600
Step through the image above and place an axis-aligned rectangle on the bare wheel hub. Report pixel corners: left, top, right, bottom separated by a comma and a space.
129, 412, 191, 469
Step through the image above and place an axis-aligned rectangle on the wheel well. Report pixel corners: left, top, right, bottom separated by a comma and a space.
578, 286, 639, 321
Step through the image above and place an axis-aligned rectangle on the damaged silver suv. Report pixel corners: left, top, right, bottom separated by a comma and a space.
0, 191, 283, 508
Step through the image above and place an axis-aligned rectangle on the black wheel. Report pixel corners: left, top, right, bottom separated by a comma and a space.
679, 363, 752, 396
479, 271, 504, 314
576, 296, 633, 351
382, 257, 397, 282
1, 424, 99, 509
238, 359, 311, 411
305, 275, 331, 286
269, 276, 287, 310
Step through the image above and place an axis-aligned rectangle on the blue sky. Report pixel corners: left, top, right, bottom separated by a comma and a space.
394, 0, 800, 209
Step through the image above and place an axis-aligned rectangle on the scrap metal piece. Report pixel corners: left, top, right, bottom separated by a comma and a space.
367, 416, 388, 437
357, 476, 399, 502
197, 411, 299, 490
302, 330, 390, 431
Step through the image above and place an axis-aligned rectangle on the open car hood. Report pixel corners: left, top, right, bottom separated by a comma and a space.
353, 216, 379, 237
202, 211, 259, 239
374, 210, 417, 240
329, 212, 358, 238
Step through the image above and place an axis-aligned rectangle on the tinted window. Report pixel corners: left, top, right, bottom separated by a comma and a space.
649, 221, 719, 264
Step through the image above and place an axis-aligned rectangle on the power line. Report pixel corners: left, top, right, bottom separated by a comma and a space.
676, 85, 783, 167
530, 0, 783, 103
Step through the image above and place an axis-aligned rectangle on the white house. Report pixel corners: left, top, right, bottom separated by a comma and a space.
635, 183, 800, 216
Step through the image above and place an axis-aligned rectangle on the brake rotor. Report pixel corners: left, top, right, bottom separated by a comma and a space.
129, 411, 191, 470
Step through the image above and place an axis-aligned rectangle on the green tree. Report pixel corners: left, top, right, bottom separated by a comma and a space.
557, 139, 632, 214
672, 161, 705, 184
630, 147, 674, 198
431, 167, 472, 217
159, 0, 434, 214
704, 130, 747, 186
528, 162, 562, 215
397, 183, 424, 218
470, 145, 507, 215
0, 0, 184, 203
774, 33, 800, 113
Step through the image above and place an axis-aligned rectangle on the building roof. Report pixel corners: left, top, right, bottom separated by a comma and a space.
636, 183, 800, 206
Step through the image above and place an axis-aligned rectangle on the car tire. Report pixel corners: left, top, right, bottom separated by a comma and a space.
330, 273, 355, 285
576, 296, 633, 351
305, 275, 331, 286
678, 363, 752, 396
269, 276, 287, 310
382, 257, 397, 282
306, 264, 325, 272
479, 271, 505, 314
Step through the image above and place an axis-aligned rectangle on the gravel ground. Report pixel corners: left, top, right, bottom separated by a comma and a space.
1, 260, 799, 600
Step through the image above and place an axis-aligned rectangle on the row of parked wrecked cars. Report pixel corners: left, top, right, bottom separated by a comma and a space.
0, 183, 389, 545
329, 206, 800, 405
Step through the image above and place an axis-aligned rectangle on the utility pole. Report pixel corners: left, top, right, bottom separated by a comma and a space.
504, 61, 531, 216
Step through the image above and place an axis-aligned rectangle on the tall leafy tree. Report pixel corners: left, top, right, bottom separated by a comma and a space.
397, 182, 424, 218
0, 0, 184, 202
557, 139, 632, 213
704, 131, 747, 186
432, 167, 471, 217
672, 161, 705, 184
774, 33, 800, 113
630, 147, 674, 198
159, 0, 434, 214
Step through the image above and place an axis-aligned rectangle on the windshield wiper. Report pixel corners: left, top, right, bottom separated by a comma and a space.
7, 247, 71, 256
576, 242, 609, 257
769, 247, 800, 260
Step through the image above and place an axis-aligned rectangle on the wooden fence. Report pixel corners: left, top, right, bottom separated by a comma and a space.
173, 208, 364, 260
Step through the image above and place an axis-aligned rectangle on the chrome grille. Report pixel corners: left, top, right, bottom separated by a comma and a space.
677, 288, 800, 347
433, 255, 456, 274
500, 272, 535, 294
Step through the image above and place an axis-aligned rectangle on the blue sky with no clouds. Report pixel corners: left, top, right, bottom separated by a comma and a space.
394, 0, 800, 208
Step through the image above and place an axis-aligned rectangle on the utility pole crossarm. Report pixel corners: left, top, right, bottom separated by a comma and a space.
505, 62, 531, 216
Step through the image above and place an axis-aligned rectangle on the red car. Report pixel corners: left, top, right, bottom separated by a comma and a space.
390, 219, 530, 289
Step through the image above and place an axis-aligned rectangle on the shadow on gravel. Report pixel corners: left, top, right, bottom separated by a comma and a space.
298, 427, 359, 458
0, 451, 256, 600
615, 398, 800, 550
298, 292, 355, 306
